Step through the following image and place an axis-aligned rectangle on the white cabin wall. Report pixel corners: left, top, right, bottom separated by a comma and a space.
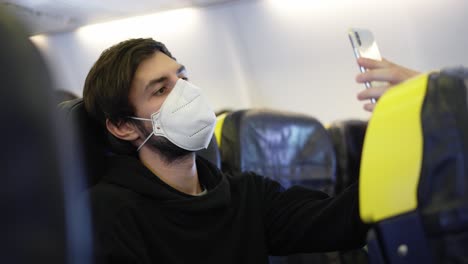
31, 7, 252, 112
32, 0, 468, 123
223, 0, 468, 123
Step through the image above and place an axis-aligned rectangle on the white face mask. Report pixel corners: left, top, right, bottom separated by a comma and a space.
130, 79, 216, 152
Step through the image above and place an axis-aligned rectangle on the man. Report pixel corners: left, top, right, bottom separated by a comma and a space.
84, 38, 393, 263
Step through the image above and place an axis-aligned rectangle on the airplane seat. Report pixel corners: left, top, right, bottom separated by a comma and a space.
58, 98, 222, 188
58, 98, 110, 188
326, 120, 368, 194
219, 108, 337, 194
360, 68, 468, 264
218, 108, 338, 264
0, 8, 92, 263
214, 110, 231, 149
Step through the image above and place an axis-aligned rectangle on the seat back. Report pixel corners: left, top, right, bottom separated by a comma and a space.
220, 108, 336, 194
327, 120, 367, 194
360, 69, 468, 264
0, 8, 92, 264
58, 98, 221, 188
326, 121, 369, 264
218, 109, 339, 264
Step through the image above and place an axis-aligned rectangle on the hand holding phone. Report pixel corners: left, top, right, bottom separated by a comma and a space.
348, 28, 385, 104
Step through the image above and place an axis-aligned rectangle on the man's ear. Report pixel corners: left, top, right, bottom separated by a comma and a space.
106, 118, 140, 141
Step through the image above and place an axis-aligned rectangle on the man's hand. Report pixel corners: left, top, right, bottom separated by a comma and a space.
356, 58, 420, 112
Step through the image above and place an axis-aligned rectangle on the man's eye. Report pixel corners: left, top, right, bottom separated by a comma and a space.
180, 77, 189, 81
153, 87, 166, 96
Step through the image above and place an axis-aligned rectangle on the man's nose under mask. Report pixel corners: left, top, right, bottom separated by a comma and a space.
130, 79, 216, 152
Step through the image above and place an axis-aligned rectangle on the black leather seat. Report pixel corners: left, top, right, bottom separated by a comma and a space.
220, 108, 337, 195
59, 99, 110, 188
218, 108, 338, 264
327, 120, 367, 194
58, 98, 221, 188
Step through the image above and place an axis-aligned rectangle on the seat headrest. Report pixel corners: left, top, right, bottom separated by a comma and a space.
58, 98, 109, 187
219, 109, 336, 194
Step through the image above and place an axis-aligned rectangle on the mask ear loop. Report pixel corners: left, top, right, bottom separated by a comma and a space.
127, 116, 154, 152
136, 132, 154, 151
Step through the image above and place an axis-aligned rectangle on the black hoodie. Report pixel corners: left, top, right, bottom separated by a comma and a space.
89, 155, 368, 264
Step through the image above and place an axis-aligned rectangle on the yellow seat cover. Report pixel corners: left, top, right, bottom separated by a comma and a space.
359, 74, 429, 223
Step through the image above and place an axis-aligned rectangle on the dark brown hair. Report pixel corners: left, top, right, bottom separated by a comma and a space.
83, 38, 175, 154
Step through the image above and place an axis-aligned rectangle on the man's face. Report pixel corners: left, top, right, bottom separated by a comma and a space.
129, 51, 190, 161
129, 51, 187, 120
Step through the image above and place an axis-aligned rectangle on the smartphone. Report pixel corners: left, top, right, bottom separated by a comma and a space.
348, 28, 383, 104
